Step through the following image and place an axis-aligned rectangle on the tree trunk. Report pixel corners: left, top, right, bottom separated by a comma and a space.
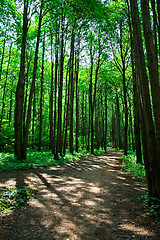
104, 89, 107, 152
130, 0, 160, 199
120, 23, 128, 155
141, 0, 160, 167
0, 43, 12, 135
0, 30, 6, 82
55, 14, 64, 159
126, 0, 142, 163
75, 38, 80, 153
14, 0, 29, 160
32, 91, 36, 148
69, 28, 75, 154
38, 33, 45, 151
63, 67, 70, 155
89, 36, 94, 154
49, 32, 54, 151
115, 90, 122, 150
22, 0, 43, 159
53, 22, 59, 155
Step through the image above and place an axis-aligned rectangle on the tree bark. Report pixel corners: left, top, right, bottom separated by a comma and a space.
22, 0, 43, 159
0, 43, 12, 135
49, 32, 54, 151
55, 14, 64, 159
0, 30, 6, 83
130, 0, 160, 198
53, 22, 59, 155
115, 90, 122, 150
15, 0, 29, 160
141, 0, 160, 166
69, 28, 75, 154
38, 33, 45, 151
75, 37, 80, 153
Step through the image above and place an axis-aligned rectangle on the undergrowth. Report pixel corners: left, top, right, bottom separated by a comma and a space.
0, 186, 33, 213
122, 152, 160, 218
122, 152, 145, 180
0, 148, 105, 172
139, 194, 160, 220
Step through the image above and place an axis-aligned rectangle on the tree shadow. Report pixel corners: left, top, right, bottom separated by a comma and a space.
0, 149, 159, 239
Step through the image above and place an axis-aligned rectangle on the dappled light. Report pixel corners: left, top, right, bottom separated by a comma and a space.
0, 149, 159, 239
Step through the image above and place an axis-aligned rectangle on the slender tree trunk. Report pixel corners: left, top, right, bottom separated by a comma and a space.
115, 90, 122, 149
63, 68, 70, 155
104, 89, 107, 152
32, 91, 36, 148
22, 0, 43, 159
89, 37, 94, 154
75, 38, 80, 153
53, 22, 59, 155
0, 30, 6, 83
112, 105, 116, 148
0, 43, 12, 135
55, 14, 64, 159
15, 0, 29, 160
151, 0, 158, 60
23, 53, 31, 142
62, 67, 69, 153
156, 0, 160, 55
69, 28, 75, 154
38, 33, 45, 151
126, 0, 142, 163
9, 85, 13, 126
120, 24, 128, 155
49, 32, 54, 151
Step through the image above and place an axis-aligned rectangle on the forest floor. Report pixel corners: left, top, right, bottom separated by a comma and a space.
0, 149, 160, 240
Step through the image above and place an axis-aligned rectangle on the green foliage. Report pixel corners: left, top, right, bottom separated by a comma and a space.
139, 194, 160, 218
0, 186, 33, 212
122, 152, 146, 180
0, 148, 105, 172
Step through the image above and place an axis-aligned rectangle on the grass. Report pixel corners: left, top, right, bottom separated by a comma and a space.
0, 148, 106, 172
121, 151, 146, 180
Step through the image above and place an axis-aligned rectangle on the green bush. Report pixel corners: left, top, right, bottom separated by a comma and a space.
122, 152, 146, 180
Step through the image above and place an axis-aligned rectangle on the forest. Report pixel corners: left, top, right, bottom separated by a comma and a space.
0, 0, 160, 203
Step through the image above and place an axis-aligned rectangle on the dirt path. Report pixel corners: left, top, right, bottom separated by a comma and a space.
0, 149, 159, 240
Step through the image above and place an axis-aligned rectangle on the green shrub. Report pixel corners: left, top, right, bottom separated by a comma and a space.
122, 152, 146, 180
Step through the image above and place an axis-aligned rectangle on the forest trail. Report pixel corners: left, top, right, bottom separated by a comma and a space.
0, 149, 159, 240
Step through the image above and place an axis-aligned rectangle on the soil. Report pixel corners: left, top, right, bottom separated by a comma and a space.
0, 149, 160, 240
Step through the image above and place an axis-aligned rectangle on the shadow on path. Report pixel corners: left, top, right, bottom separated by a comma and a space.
0, 149, 159, 240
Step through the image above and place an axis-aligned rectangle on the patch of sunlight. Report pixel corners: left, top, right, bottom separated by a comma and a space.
53, 177, 64, 182
30, 198, 46, 209
90, 164, 102, 169
43, 193, 58, 198
119, 223, 153, 237
117, 176, 126, 180
67, 177, 85, 184
5, 178, 16, 187
85, 213, 98, 221
84, 200, 96, 207
111, 182, 118, 185
89, 186, 102, 194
